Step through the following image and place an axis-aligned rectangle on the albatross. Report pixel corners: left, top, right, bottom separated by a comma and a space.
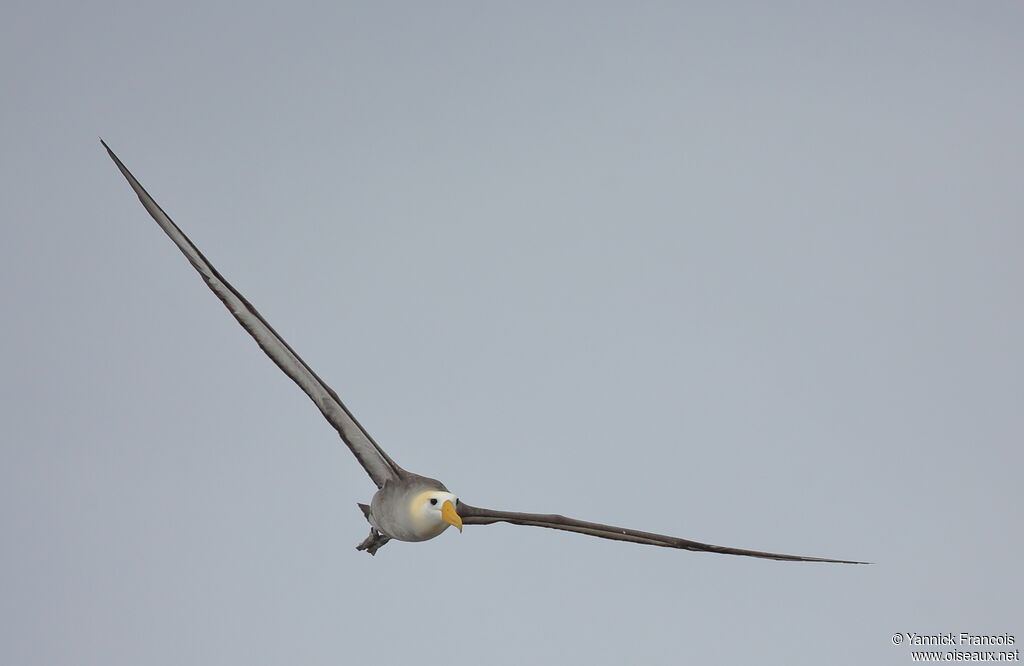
102, 141, 866, 564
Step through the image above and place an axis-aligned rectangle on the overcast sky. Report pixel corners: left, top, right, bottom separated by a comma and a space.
2, 3, 1021, 665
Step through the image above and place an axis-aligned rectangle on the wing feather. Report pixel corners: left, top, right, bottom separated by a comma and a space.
457, 502, 868, 563
103, 141, 402, 488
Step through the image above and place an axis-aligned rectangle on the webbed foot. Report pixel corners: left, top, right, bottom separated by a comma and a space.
355, 528, 391, 556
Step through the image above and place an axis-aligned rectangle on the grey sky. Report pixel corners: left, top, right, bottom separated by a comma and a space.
2, 3, 1021, 665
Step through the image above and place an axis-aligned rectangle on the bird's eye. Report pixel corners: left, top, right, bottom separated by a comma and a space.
430, 498, 438, 505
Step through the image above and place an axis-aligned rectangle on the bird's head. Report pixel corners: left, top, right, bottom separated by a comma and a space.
411, 490, 463, 534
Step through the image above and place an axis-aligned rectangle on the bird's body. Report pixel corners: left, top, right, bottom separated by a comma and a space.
368, 475, 458, 543
102, 140, 867, 565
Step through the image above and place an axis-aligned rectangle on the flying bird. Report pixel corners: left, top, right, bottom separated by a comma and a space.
102, 141, 866, 564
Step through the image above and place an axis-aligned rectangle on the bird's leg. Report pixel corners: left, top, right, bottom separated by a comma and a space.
355, 528, 391, 556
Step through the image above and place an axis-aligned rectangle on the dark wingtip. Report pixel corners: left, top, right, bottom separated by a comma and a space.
823, 553, 872, 561
99, 139, 133, 181
100, 138, 118, 162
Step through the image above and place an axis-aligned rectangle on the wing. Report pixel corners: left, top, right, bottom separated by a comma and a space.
102, 140, 403, 488
456, 502, 868, 563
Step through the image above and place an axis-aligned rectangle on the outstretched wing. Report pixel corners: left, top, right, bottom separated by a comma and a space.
457, 502, 868, 563
103, 141, 403, 488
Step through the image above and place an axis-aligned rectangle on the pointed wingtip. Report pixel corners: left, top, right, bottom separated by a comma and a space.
100, 139, 134, 181
802, 555, 873, 565
823, 553, 872, 561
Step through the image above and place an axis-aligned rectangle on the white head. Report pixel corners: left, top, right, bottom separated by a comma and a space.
409, 490, 463, 538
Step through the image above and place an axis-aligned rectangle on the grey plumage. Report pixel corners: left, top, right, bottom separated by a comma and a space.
369, 475, 449, 541
103, 141, 868, 565
102, 140, 402, 489
456, 503, 866, 563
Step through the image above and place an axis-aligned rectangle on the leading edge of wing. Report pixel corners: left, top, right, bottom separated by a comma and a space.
102, 140, 402, 488
456, 502, 869, 564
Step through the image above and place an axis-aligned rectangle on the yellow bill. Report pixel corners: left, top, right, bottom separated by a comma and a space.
441, 500, 463, 532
